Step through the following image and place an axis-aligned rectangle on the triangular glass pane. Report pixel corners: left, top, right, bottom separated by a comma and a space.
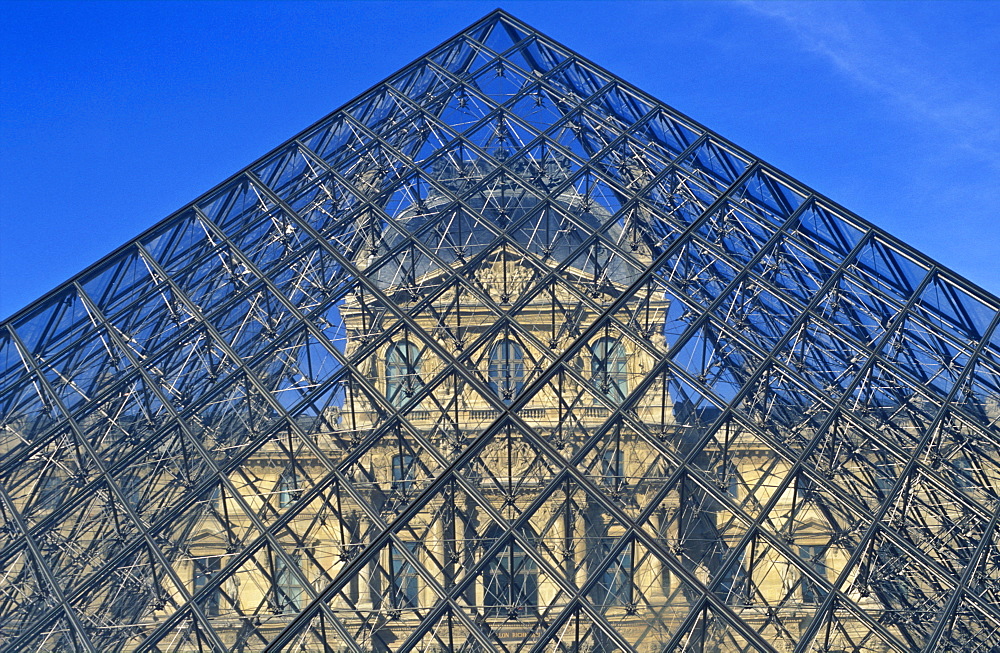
470, 15, 530, 55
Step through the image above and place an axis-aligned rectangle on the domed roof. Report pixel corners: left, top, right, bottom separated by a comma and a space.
360, 157, 647, 295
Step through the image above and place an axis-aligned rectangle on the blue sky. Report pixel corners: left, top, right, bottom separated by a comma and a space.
2, 1, 998, 320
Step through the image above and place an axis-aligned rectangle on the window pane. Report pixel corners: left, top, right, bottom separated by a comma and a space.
193, 556, 222, 617
275, 553, 305, 612
591, 337, 627, 401
386, 340, 423, 407
392, 454, 415, 492
391, 541, 420, 608
488, 339, 525, 403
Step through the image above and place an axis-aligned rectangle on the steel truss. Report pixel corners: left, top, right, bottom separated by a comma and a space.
2, 9, 1000, 653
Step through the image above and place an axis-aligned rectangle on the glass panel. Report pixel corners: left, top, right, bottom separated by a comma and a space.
591, 336, 628, 403
385, 339, 423, 408
192, 555, 221, 618
274, 553, 306, 612
390, 541, 420, 609
488, 339, 525, 403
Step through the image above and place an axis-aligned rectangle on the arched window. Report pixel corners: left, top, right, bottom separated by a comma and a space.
591, 337, 627, 402
386, 340, 422, 407
488, 339, 525, 403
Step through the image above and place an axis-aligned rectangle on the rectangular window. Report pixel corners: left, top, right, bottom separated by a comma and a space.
799, 545, 826, 604
601, 449, 623, 486
593, 543, 632, 607
193, 556, 222, 617
484, 543, 537, 616
591, 337, 628, 402
953, 457, 975, 490
38, 475, 63, 510
716, 548, 748, 605
719, 463, 740, 498
391, 541, 420, 608
120, 474, 140, 507
278, 471, 299, 508
275, 553, 306, 612
392, 454, 415, 492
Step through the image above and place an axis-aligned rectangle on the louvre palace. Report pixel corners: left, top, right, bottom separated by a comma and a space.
1, 9, 999, 653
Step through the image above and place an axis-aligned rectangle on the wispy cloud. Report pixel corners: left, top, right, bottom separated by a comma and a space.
743, 2, 1000, 167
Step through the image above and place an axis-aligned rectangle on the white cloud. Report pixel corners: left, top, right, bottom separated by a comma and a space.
743, 2, 1000, 167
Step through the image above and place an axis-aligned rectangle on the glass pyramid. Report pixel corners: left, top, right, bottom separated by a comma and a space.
2, 10, 999, 653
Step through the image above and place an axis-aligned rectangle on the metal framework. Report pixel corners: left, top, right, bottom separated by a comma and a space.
1, 10, 999, 653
